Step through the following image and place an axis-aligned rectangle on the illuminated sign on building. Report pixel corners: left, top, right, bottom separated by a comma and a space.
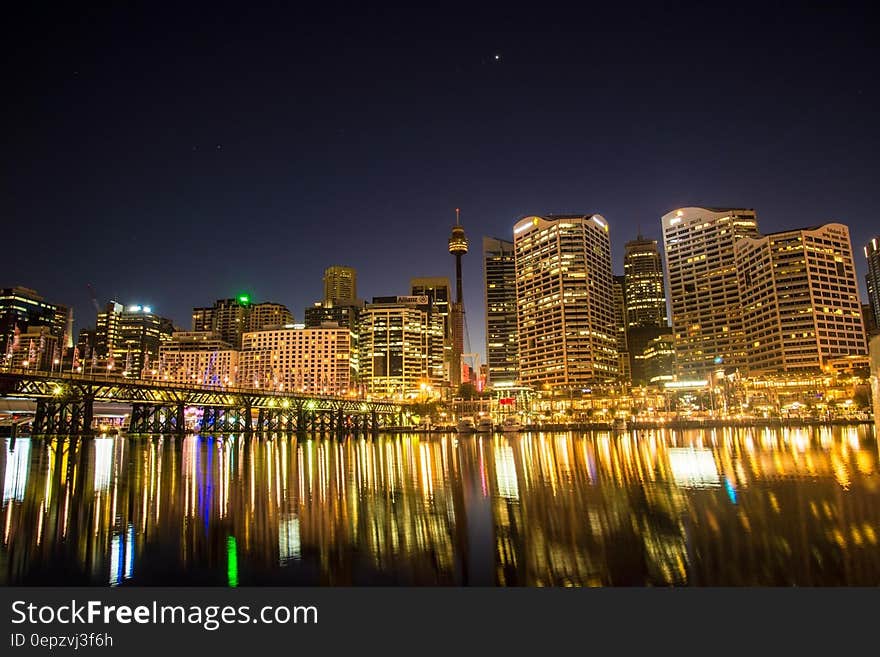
395, 295, 429, 305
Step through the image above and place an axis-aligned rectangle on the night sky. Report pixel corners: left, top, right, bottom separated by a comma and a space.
4, 2, 878, 360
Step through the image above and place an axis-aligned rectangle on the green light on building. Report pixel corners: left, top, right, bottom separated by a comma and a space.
238, 294, 251, 305
227, 536, 239, 587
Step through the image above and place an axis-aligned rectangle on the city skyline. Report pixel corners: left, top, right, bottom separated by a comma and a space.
3, 4, 879, 367
4, 207, 877, 370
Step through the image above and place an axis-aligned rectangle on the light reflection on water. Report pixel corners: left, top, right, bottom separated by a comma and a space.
1, 425, 879, 586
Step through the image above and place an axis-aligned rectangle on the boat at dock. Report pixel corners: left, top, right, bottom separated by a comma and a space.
501, 416, 522, 433
476, 416, 494, 433
456, 417, 476, 433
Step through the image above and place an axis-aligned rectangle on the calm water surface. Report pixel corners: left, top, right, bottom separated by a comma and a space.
2, 426, 879, 586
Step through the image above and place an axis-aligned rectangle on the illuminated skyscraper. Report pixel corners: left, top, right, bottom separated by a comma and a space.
513, 214, 617, 390
246, 302, 293, 332
192, 295, 252, 348
358, 296, 444, 397
76, 328, 95, 363
307, 268, 363, 382
323, 265, 358, 306
95, 300, 124, 360
642, 333, 676, 385
661, 207, 760, 377
410, 277, 452, 384
97, 302, 173, 377
482, 237, 518, 386
302, 302, 361, 383
736, 223, 866, 374
117, 306, 174, 378
304, 303, 361, 332
866, 236, 880, 335
623, 234, 669, 385
624, 235, 667, 327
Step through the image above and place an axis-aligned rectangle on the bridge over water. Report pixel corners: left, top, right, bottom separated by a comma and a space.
0, 369, 407, 436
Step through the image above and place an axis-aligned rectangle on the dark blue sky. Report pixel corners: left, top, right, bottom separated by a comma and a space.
4, 2, 878, 360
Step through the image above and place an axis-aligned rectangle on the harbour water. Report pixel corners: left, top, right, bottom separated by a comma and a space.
1, 425, 878, 586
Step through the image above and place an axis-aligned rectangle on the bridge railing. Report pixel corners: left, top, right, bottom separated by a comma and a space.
0, 366, 409, 405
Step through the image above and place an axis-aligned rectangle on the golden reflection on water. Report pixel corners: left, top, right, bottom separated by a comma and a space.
1, 425, 879, 586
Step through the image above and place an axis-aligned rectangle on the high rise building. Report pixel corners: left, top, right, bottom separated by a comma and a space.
661, 207, 760, 378
513, 214, 617, 390
240, 325, 353, 394
411, 276, 452, 385
157, 331, 239, 386
863, 303, 878, 339
96, 301, 173, 377
323, 266, 358, 306
191, 306, 214, 333
246, 302, 293, 332
641, 332, 676, 386
191, 295, 252, 347
866, 237, 880, 333
613, 275, 630, 383
76, 328, 96, 363
629, 325, 674, 387
623, 235, 669, 385
482, 237, 518, 387
410, 277, 451, 338
736, 223, 866, 374
305, 303, 361, 384
307, 267, 363, 383
448, 210, 468, 388
304, 303, 359, 328
114, 305, 174, 377
59, 306, 74, 349
1, 286, 69, 361
211, 296, 249, 347
624, 235, 667, 328
358, 296, 444, 398
95, 301, 124, 360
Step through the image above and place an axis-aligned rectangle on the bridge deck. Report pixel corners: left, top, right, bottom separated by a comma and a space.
0, 369, 406, 415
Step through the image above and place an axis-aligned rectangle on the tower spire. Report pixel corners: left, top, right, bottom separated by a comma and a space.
448, 208, 468, 303
448, 208, 469, 388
